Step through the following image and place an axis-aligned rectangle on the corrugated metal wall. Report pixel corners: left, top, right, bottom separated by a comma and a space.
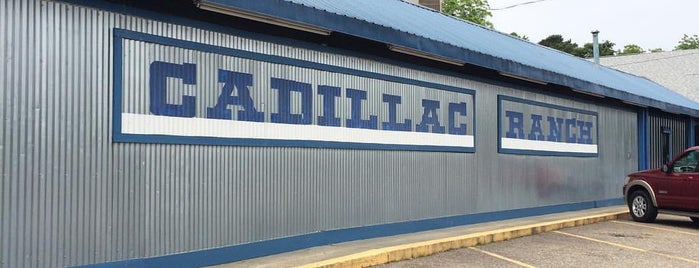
0, 0, 637, 267
648, 110, 688, 169
476, 89, 637, 210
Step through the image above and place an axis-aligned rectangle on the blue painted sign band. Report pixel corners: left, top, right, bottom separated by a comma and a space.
498, 95, 598, 157
113, 29, 476, 152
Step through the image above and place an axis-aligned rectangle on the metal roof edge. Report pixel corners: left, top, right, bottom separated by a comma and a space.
199, 0, 699, 116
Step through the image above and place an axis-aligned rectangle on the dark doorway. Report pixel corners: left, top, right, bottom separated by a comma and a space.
662, 127, 671, 164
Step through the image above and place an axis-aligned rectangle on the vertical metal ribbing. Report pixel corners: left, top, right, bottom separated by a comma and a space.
1, 0, 10, 267
648, 110, 688, 169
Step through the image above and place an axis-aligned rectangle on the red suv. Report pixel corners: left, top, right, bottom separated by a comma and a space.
623, 146, 699, 223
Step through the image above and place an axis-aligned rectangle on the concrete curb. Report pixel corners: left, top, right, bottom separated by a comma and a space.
296, 210, 630, 268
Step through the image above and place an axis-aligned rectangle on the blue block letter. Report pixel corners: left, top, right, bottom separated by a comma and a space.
416, 99, 446, 134
528, 114, 545, 141
206, 69, 263, 122
577, 120, 593, 144
505, 111, 524, 139
270, 78, 312, 125
547, 116, 563, 142
448, 102, 468, 135
149, 61, 196, 117
382, 94, 412, 131
346, 89, 378, 129
565, 118, 578, 143
317, 85, 341, 127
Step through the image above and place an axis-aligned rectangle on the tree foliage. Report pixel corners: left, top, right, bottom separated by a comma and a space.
599, 41, 616, 56
537, 34, 616, 58
510, 32, 529, 41
675, 34, 699, 50
618, 44, 644, 55
442, 0, 494, 28
538, 35, 579, 55
578, 41, 616, 58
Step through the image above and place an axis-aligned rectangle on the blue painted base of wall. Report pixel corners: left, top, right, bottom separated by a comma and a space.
76, 198, 624, 268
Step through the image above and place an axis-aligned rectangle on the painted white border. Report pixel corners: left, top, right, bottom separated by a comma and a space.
122, 113, 475, 148
501, 138, 597, 154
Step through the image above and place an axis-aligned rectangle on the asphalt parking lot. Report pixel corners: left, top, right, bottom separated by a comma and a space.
382, 214, 699, 268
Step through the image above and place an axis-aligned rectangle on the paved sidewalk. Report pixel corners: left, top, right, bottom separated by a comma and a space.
211, 206, 629, 268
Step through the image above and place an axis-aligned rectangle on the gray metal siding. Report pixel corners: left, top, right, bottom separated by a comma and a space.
476, 88, 637, 208
648, 110, 688, 169
0, 1, 636, 267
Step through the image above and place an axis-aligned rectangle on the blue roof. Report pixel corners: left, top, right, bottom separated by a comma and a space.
201, 0, 699, 116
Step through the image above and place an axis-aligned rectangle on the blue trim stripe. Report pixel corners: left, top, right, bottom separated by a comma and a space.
112, 29, 476, 153
116, 134, 475, 153
497, 94, 503, 152
75, 198, 623, 268
498, 148, 599, 158
113, 29, 123, 140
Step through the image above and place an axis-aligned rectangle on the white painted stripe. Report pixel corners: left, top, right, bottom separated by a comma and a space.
611, 220, 699, 236
121, 113, 474, 148
554, 231, 699, 264
469, 247, 537, 268
501, 138, 597, 153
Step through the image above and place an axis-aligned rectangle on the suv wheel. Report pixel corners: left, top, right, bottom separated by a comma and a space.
628, 190, 657, 223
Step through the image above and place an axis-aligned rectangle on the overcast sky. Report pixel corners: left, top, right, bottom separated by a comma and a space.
488, 0, 699, 51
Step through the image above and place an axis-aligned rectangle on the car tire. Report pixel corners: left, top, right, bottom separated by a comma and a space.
628, 190, 657, 223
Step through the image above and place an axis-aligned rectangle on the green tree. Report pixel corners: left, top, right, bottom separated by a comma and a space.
442, 0, 494, 28
600, 41, 617, 56
579, 41, 616, 58
538, 35, 580, 55
538, 35, 615, 58
618, 44, 644, 55
649, 48, 664, 53
510, 32, 529, 41
675, 34, 699, 50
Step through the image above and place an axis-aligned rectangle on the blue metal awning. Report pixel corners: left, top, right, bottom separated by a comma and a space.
197, 0, 699, 116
